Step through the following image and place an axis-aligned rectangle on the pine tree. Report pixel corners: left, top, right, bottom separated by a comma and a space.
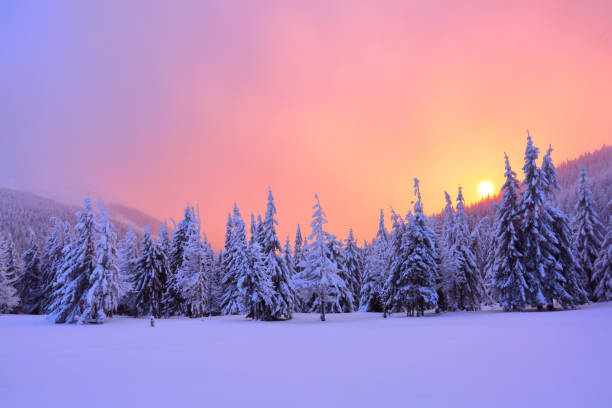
540, 149, 586, 308
261, 189, 297, 319
1, 234, 21, 291
295, 195, 351, 321
519, 133, 548, 308
39, 218, 69, 312
383, 179, 438, 317
447, 187, 483, 311
133, 228, 167, 318
19, 229, 43, 314
0, 239, 19, 312
491, 154, 529, 311
283, 236, 294, 278
240, 240, 274, 320
164, 206, 195, 316
343, 229, 362, 309
220, 204, 248, 315
293, 224, 305, 277
48, 198, 98, 324
437, 192, 457, 311
80, 205, 121, 323
359, 211, 388, 312
593, 201, 612, 301
117, 226, 138, 314
176, 222, 209, 317
470, 215, 494, 302
573, 165, 605, 296
158, 222, 171, 256
202, 235, 220, 315
324, 234, 354, 312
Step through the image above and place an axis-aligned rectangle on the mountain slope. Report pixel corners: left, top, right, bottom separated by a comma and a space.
0, 188, 161, 253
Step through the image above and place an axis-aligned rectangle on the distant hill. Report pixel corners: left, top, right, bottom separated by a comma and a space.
435, 144, 612, 228
0, 188, 161, 253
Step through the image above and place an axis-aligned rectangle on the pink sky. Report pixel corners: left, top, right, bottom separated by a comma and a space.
1, 1, 611, 247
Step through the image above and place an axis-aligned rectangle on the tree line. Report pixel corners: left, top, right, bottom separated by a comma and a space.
0, 134, 610, 322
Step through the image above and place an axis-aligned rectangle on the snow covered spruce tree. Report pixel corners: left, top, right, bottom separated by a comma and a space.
446, 187, 483, 311
572, 165, 605, 297
240, 238, 274, 320
296, 195, 352, 321
1, 234, 21, 295
470, 215, 494, 302
343, 229, 362, 309
518, 134, 549, 309
164, 206, 196, 316
133, 228, 168, 318
491, 154, 529, 311
359, 210, 389, 312
48, 198, 99, 324
540, 148, 587, 308
117, 226, 138, 314
260, 189, 297, 319
18, 229, 44, 314
202, 235, 221, 315
437, 191, 456, 311
326, 233, 355, 312
220, 205, 248, 315
175, 221, 210, 317
39, 218, 70, 311
593, 201, 612, 301
383, 179, 438, 317
0, 242, 19, 312
283, 236, 294, 278
79, 205, 121, 323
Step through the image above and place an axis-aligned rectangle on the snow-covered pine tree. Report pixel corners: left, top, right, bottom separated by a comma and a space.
518, 133, 547, 308
48, 198, 98, 324
117, 226, 138, 314
240, 239, 274, 320
80, 205, 121, 323
343, 228, 362, 309
447, 187, 482, 311
573, 165, 605, 297
295, 195, 351, 321
1, 234, 21, 292
261, 189, 297, 319
176, 221, 209, 317
491, 154, 529, 311
325, 233, 355, 312
293, 224, 306, 277
438, 191, 456, 311
158, 221, 171, 256
0, 239, 19, 312
18, 229, 43, 314
383, 179, 438, 317
283, 236, 294, 278
133, 228, 168, 318
220, 204, 248, 315
202, 235, 220, 315
39, 218, 69, 311
359, 210, 388, 312
540, 148, 587, 308
470, 216, 494, 303
164, 206, 195, 316
593, 201, 612, 301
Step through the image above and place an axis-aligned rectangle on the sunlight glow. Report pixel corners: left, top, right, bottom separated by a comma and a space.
478, 181, 494, 199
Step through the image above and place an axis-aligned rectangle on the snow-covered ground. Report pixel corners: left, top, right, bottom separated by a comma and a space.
2, 303, 611, 408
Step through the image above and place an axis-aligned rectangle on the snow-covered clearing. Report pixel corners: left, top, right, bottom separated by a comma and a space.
2, 303, 611, 408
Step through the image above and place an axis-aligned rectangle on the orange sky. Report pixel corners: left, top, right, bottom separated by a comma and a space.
1, 1, 611, 247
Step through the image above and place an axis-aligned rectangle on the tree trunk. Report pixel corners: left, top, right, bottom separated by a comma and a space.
320, 291, 326, 322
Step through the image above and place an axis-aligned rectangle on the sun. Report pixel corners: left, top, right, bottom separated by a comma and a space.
478, 181, 495, 199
